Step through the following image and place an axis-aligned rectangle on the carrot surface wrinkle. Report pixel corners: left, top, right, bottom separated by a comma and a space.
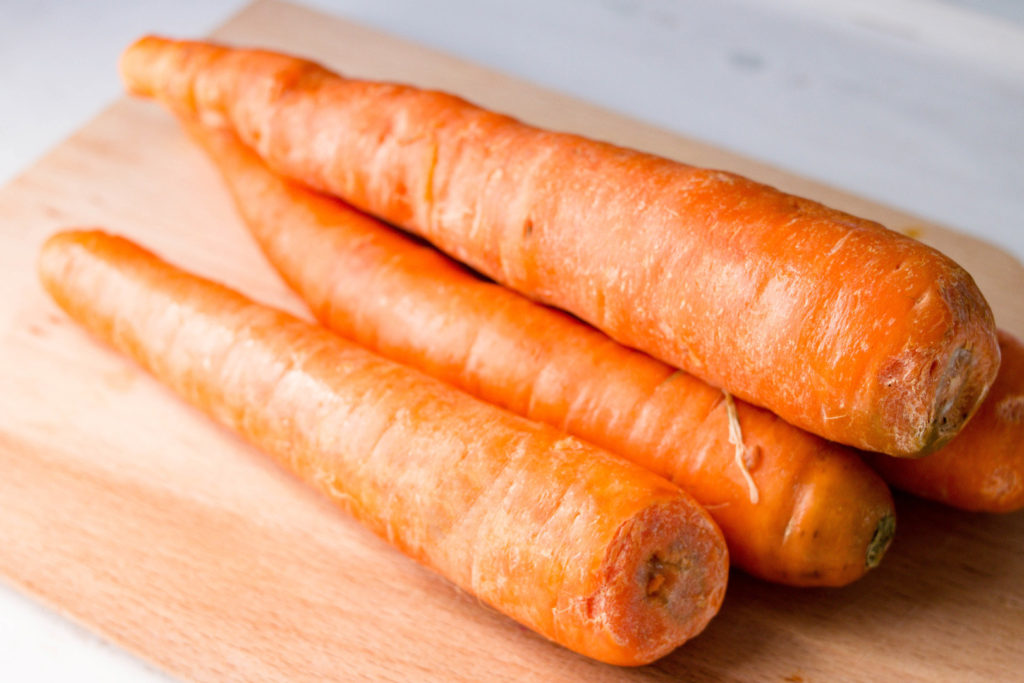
182, 119, 896, 586
121, 35, 1001, 458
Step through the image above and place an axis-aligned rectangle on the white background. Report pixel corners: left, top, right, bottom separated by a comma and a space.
1, 0, 1022, 679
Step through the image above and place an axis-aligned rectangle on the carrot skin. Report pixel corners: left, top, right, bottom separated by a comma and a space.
120, 36, 1001, 458
866, 330, 1024, 513
38, 230, 728, 666
185, 120, 896, 586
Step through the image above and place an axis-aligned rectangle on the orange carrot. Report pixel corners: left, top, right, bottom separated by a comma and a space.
120, 36, 1000, 458
38, 229, 728, 666
184, 119, 895, 586
866, 330, 1024, 513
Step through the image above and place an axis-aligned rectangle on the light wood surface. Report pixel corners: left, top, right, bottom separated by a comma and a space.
1, 1, 1022, 679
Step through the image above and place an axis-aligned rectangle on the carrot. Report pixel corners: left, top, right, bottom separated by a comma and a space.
183, 119, 895, 586
38, 229, 728, 666
120, 36, 1001, 458
866, 330, 1024, 513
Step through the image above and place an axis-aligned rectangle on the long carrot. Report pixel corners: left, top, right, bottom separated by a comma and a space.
184, 119, 895, 586
38, 229, 728, 666
866, 330, 1024, 513
120, 36, 1000, 458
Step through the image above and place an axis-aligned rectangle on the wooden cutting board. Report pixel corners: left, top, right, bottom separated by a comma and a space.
1, 1, 1022, 679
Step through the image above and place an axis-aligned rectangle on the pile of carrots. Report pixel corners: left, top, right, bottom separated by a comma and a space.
37, 36, 1023, 666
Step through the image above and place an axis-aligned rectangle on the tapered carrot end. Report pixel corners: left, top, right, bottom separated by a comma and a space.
119, 35, 171, 98
38, 230, 127, 330
120, 35, 232, 116
38, 230, 100, 293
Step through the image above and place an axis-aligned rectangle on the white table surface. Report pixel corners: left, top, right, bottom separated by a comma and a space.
1, 0, 1022, 679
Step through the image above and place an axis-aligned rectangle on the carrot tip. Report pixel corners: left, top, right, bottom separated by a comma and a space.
865, 513, 896, 569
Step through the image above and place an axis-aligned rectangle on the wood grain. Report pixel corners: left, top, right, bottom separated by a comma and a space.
0, 1, 1022, 679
